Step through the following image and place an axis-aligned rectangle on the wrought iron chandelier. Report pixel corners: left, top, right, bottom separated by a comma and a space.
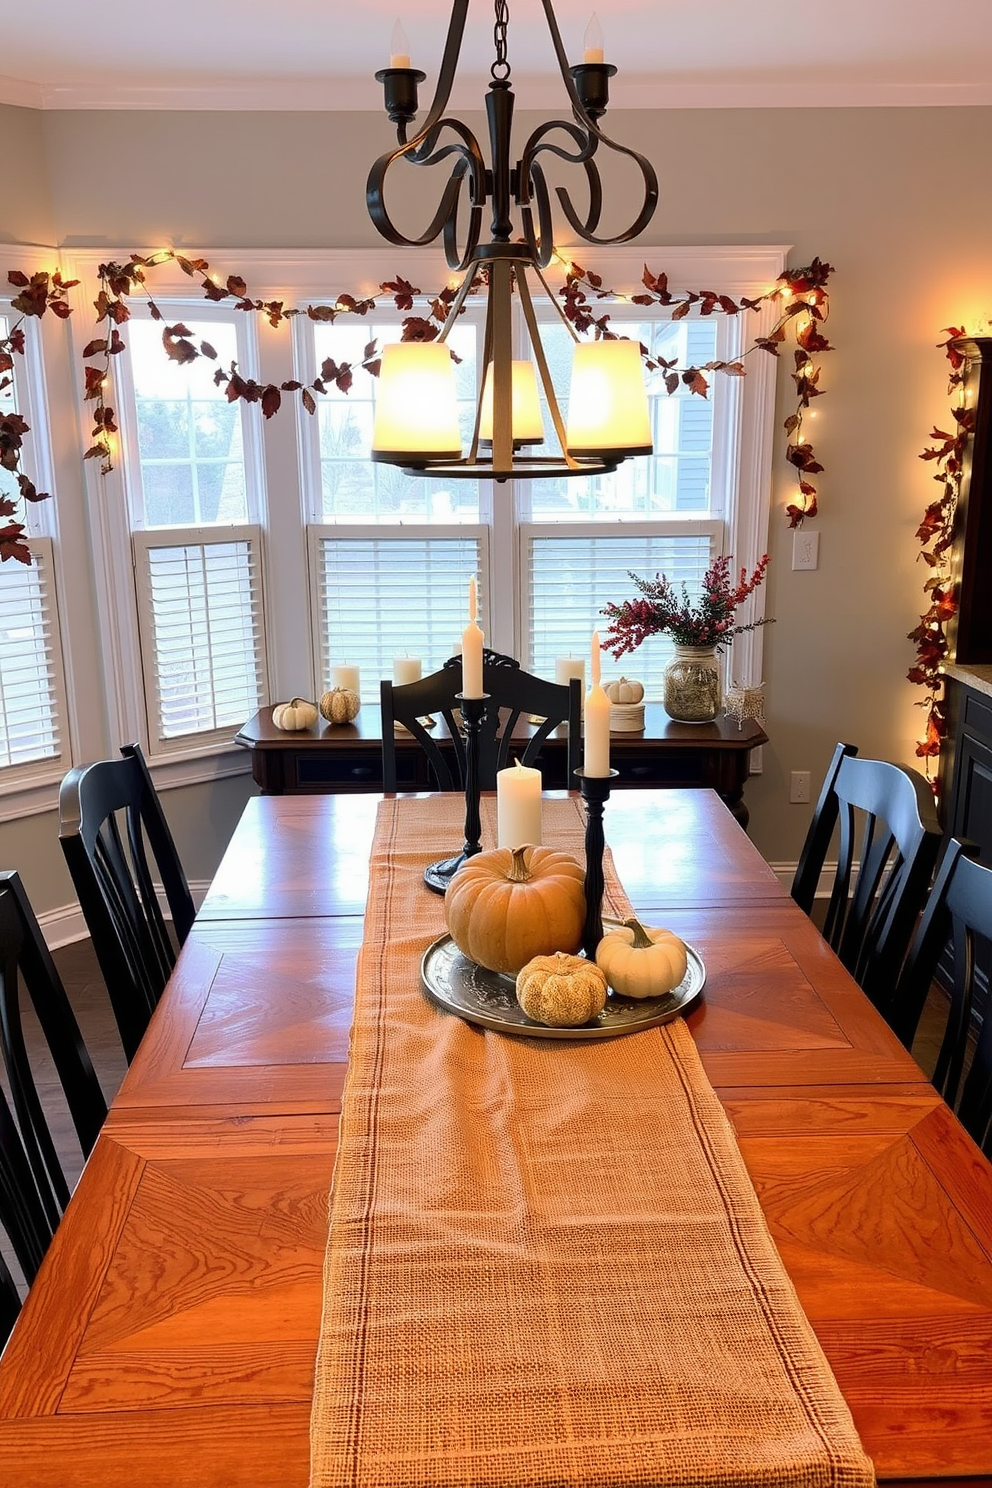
367, 0, 659, 483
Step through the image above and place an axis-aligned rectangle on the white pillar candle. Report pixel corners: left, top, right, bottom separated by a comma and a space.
392, 656, 422, 685
461, 576, 485, 698
330, 664, 360, 692
497, 759, 543, 849
583, 630, 611, 776
555, 655, 586, 689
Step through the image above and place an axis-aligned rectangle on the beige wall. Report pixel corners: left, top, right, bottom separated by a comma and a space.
0, 104, 55, 248
4, 101, 992, 913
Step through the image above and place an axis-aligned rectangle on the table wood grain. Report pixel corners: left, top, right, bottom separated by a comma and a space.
2, 791, 991, 1487
197, 788, 785, 921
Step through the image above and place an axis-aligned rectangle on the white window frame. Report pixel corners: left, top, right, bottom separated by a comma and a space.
0, 535, 71, 790
0, 281, 79, 814
307, 523, 490, 700
62, 244, 785, 784
133, 524, 269, 754
296, 244, 784, 688
63, 254, 275, 783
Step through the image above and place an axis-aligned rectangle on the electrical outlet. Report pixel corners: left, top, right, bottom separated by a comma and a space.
792, 529, 820, 571
789, 770, 811, 804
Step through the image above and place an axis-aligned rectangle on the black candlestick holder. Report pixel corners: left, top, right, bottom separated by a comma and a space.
424, 693, 489, 895
574, 767, 619, 958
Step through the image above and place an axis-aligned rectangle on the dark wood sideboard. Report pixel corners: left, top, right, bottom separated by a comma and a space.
941, 664, 992, 859
234, 704, 767, 824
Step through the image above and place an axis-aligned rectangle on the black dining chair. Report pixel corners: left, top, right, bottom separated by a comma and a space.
380, 649, 582, 792
887, 839, 992, 1154
790, 742, 859, 915
58, 742, 195, 1063
790, 745, 943, 1015
0, 870, 108, 1346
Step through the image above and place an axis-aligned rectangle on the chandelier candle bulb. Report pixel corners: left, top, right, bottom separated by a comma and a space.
389, 19, 411, 69
462, 577, 484, 698
496, 760, 543, 851
330, 664, 360, 693
583, 13, 605, 64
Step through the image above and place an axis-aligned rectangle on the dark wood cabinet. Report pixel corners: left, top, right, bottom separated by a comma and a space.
234, 704, 767, 824
939, 338, 992, 855
943, 667, 992, 860
947, 339, 992, 664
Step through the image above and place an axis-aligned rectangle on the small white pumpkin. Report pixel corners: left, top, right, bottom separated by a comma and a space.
516, 952, 608, 1027
319, 687, 361, 724
271, 697, 319, 731
595, 917, 688, 1000
605, 676, 645, 705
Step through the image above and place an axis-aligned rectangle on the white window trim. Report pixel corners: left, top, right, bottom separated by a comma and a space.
307, 522, 490, 700
61, 243, 787, 783
0, 267, 90, 816
61, 255, 272, 785
0, 536, 70, 796
132, 524, 269, 759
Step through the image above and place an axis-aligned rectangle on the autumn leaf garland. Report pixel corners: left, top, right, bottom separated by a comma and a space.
1, 252, 832, 558
0, 269, 76, 562
908, 328, 972, 769
560, 253, 833, 527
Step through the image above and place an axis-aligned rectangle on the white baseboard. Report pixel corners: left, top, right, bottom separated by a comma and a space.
38, 880, 212, 951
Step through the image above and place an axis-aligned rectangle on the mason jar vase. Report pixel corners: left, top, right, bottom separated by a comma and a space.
663, 646, 722, 723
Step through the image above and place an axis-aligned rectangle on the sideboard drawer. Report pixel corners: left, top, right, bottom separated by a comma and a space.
294, 752, 423, 792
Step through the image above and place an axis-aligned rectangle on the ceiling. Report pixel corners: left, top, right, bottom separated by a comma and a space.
2, 0, 991, 112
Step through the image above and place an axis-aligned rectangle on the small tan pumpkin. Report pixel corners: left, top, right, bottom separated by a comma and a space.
595, 917, 688, 1000
516, 952, 607, 1027
445, 845, 585, 976
605, 676, 645, 705
271, 697, 319, 731
319, 686, 361, 724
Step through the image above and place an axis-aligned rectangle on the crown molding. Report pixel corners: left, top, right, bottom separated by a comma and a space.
3, 71, 992, 112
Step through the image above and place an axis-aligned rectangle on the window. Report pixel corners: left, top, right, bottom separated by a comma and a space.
307, 313, 487, 697
521, 311, 733, 698
114, 311, 268, 756
65, 245, 782, 771
0, 305, 69, 789
298, 249, 779, 702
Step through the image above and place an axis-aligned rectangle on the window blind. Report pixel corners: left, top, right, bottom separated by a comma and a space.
314, 532, 484, 700
136, 532, 266, 744
0, 539, 64, 770
526, 529, 718, 699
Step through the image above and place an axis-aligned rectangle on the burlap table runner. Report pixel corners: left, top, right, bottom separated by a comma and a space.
311, 796, 875, 1488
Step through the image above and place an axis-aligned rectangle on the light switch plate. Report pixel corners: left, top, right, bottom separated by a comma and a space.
792, 529, 820, 571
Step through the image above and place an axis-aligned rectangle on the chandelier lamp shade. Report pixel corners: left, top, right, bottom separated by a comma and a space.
367, 0, 659, 482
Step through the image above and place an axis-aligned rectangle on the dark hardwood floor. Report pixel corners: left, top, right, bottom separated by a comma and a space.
1, 938, 127, 1298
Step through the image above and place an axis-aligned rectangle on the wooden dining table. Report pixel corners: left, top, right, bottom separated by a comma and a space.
1, 789, 991, 1487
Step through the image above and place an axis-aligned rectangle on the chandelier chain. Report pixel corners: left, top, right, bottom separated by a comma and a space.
491, 0, 511, 82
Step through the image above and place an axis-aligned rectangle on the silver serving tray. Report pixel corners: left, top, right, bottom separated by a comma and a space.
420, 935, 705, 1040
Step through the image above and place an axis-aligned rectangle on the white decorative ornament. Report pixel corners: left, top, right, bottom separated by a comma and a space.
724, 681, 766, 730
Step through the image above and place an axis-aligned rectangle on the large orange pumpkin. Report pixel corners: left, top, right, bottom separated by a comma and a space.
444, 845, 585, 976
